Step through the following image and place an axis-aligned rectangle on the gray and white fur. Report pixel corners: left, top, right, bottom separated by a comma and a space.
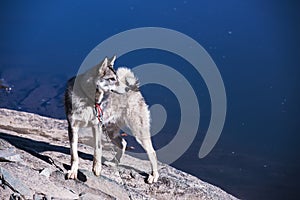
64, 56, 159, 183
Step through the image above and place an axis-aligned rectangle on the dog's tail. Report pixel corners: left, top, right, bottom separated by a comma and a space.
116, 67, 139, 91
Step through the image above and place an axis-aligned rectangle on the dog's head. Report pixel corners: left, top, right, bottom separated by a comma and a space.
95, 56, 129, 94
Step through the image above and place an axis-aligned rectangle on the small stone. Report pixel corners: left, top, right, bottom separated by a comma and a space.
33, 193, 49, 200
9, 193, 21, 200
39, 168, 52, 178
160, 177, 173, 188
79, 192, 86, 197
130, 170, 138, 179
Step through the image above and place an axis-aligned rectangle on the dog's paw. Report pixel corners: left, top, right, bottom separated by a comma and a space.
67, 170, 77, 179
147, 172, 159, 184
92, 161, 102, 176
67, 163, 78, 179
67, 169, 78, 179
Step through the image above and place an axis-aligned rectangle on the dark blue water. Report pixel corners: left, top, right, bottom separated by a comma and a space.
1, 1, 299, 199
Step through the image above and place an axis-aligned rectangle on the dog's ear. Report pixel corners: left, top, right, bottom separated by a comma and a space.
109, 55, 117, 67
98, 57, 108, 75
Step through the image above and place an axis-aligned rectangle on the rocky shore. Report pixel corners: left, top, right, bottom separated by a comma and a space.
0, 108, 238, 199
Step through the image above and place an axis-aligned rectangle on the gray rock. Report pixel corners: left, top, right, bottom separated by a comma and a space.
33, 193, 50, 200
80, 169, 130, 200
130, 169, 138, 179
9, 193, 21, 200
0, 148, 23, 162
39, 168, 52, 178
0, 167, 32, 199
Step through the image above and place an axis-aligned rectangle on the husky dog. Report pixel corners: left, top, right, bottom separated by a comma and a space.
64, 56, 159, 183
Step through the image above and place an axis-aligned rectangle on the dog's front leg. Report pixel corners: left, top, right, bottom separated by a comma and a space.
67, 125, 79, 179
92, 125, 102, 176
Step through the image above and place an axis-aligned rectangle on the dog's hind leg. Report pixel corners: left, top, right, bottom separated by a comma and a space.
136, 137, 159, 184
104, 125, 127, 165
111, 135, 127, 164
92, 125, 102, 176
67, 123, 79, 179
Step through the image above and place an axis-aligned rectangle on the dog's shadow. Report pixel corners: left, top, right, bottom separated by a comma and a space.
0, 132, 92, 161
0, 132, 92, 181
0, 132, 148, 183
